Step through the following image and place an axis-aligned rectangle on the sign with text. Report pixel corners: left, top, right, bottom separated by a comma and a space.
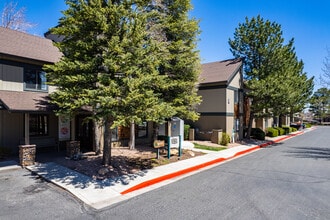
58, 116, 70, 141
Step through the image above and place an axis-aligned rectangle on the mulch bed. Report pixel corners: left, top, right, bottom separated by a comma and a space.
48, 146, 205, 180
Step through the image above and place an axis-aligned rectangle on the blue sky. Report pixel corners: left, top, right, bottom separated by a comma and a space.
2, 0, 330, 89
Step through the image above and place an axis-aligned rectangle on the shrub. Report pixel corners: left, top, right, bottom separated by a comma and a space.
305, 123, 312, 128
184, 124, 190, 140
281, 126, 291, 134
291, 127, 297, 132
266, 127, 279, 137
220, 132, 230, 146
275, 127, 285, 135
251, 128, 265, 140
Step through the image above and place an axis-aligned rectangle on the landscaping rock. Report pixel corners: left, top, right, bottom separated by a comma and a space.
170, 149, 179, 155
187, 150, 195, 157
98, 167, 109, 176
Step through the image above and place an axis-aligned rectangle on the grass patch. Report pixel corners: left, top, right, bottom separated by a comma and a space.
194, 143, 226, 151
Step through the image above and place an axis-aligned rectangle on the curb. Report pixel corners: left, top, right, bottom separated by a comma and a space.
121, 145, 262, 195
120, 129, 308, 195
0, 160, 21, 172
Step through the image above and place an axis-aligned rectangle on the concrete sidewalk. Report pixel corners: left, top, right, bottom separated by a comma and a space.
2, 127, 315, 209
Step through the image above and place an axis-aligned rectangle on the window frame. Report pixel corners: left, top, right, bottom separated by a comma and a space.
137, 122, 148, 138
23, 67, 48, 92
28, 114, 49, 137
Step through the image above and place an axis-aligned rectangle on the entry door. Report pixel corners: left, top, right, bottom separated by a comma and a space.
75, 115, 93, 152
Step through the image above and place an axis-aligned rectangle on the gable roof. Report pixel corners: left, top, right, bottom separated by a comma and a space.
0, 90, 55, 112
200, 58, 243, 85
0, 27, 62, 63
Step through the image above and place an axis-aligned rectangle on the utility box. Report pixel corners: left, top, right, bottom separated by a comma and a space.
159, 117, 184, 146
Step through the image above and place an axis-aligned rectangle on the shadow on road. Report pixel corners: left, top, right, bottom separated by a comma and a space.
285, 147, 330, 160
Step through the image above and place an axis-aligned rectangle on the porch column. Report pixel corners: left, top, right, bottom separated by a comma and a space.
24, 113, 30, 145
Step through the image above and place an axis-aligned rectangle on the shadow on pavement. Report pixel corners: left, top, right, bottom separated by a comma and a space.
285, 147, 330, 160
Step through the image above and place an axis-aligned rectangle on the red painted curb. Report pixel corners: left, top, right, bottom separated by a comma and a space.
120, 129, 312, 195
121, 146, 262, 195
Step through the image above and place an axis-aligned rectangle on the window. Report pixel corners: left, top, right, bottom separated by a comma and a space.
24, 68, 48, 91
29, 114, 49, 136
111, 127, 118, 141
111, 123, 148, 141
137, 122, 148, 138
234, 90, 238, 104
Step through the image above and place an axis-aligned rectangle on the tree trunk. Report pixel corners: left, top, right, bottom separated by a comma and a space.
278, 114, 283, 127
246, 111, 254, 139
93, 120, 102, 155
152, 122, 159, 147
290, 110, 294, 123
129, 121, 135, 150
102, 117, 112, 166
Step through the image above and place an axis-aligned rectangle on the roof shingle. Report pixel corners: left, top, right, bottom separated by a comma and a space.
0, 90, 54, 112
200, 58, 242, 85
0, 27, 62, 63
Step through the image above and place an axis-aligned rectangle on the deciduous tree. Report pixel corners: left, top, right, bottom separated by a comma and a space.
321, 48, 330, 87
0, 1, 35, 32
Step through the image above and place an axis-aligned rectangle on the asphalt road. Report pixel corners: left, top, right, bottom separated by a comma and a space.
0, 168, 95, 220
102, 126, 330, 220
1, 126, 329, 219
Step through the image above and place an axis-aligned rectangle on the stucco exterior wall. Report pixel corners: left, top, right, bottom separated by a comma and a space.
253, 117, 274, 131
194, 63, 244, 141
229, 70, 242, 88
0, 64, 23, 91
0, 111, 59, 153
194, 115, 227, 132
226, 89, 234, 113
197, 88, 226, 113
0, 111, 23, 152
0, 62, 56, 93
226, 115, 235, 134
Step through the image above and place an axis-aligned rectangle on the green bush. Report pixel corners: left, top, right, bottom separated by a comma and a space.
251, 128, 265, 140
266, 127, 279, 137
291, 127, 297, 132
281, 126, 291, 134
275, 127, 285, 135
184, 124, 190, 140
220, 132, 231, 146
305, 123, 312, 128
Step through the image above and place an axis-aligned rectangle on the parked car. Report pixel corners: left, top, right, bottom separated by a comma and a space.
290, 122, 305, 130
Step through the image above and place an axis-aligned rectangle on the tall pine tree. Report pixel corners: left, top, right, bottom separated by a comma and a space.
45, 0, 201, 164
152, 0, 201, 121
229, 15, 313, 137
45, 0, 170, 165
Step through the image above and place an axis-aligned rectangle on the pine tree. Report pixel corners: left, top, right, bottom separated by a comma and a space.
45, 0, 201, 164
267, 41, 313, 125
45, 0, 170, 165
152, 0, 201, 121
229, 15, 313, 136
310, 88, 330, 122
